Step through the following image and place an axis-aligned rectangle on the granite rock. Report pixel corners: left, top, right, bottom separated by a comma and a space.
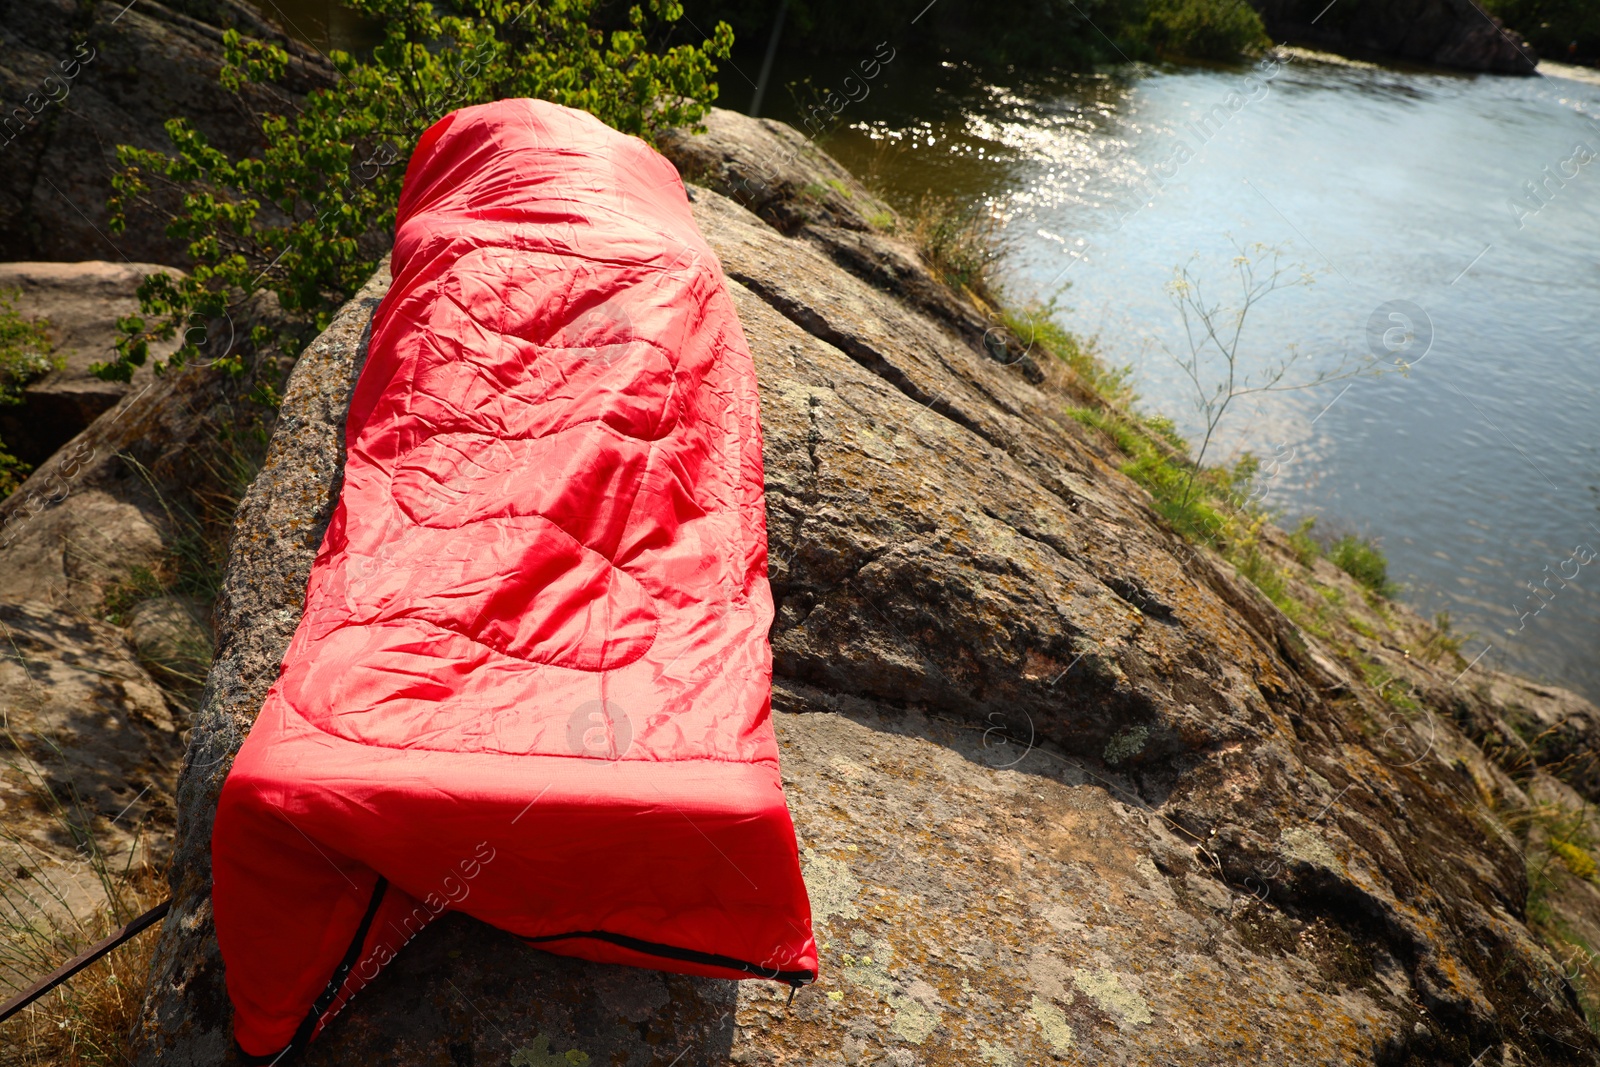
129, 112, 1600, 1066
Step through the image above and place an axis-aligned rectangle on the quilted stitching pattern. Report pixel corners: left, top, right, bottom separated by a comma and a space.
280, 100, 771, 758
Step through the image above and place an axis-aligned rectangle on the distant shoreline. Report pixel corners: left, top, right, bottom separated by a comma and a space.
1539, 59, 1600, 86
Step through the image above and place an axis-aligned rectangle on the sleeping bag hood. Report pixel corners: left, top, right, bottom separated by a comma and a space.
211, 97, 818, 1061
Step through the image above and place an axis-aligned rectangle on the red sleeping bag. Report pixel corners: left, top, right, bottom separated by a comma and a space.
212, 98, 817, 1060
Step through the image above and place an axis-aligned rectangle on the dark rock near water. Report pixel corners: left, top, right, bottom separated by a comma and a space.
0, 0, 333, 263
1251, 0, 1538, 73
125, 109, 1600, 1065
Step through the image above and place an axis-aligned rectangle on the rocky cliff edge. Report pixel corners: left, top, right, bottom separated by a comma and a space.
111, 108, 1600, 1065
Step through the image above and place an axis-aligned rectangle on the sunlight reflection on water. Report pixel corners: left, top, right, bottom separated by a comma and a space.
797, 52, 1600, 699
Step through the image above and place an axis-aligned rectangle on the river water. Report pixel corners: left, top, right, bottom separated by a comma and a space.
744, 50, 1600, 701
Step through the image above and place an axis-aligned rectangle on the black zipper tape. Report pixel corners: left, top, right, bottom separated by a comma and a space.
523, 929, 815, 986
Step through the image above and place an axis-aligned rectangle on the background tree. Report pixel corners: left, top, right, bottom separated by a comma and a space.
1483, 0, 1600, 64
676, 0, 1267, 69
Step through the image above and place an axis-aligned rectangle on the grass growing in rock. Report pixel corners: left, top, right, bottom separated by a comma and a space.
907, 193, 1007, 309
1516, 801, 1600, 1029
1055, 389, 1345, 629
892, 198, 1388, 634
1522, 804, 1600, 898
1326, 533, 1397, 597
1358, 661, 1424, 717
1417, 611, 1467, 665
100, 429, 267, 712
1002, 302, 1135, 402
0, 869, 163, 1067
895, 189, 1400, 634
0, 857, 163, 1067
0, 291, 58, 499
1068, 393, 1399, 643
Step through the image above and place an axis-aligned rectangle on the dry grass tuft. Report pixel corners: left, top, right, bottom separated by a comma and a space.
0, 749, 167, 1066
906, 192, 1007, 308
0, 879, 163, 1067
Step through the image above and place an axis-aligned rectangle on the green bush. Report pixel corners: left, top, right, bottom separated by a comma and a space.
0, 289, 58, 498
103, 0, 732, 382
1067, 406, 1227, 543
1141, 413, 1188, 451
1138, 0, 1269, 60
907, 193, 1004, 307
1287, 517, 1320, 568
1065, 402, 1331, 617
0, 290, 55, 406
1419, 611, 1466, 665
1327, 534, 1395, 597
